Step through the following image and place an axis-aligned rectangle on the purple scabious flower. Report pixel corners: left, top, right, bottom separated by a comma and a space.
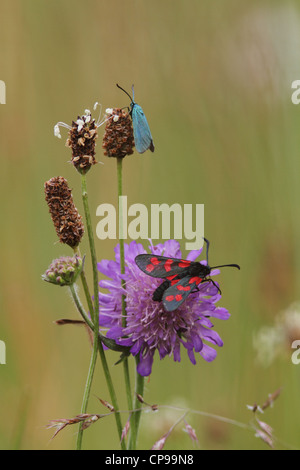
98, 240, 230, 377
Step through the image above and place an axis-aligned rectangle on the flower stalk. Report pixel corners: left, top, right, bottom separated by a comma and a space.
115, 155, 145, 450
74, 245, 94, 317
129, 357, 145, 450
68, 282, 125, 449
76, 173, 125, 449
116, 156, 135, 448
73, 290, 98, 450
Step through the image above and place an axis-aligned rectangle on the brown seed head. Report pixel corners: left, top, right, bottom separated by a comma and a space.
102, 108, 134, 158
66, 112, 98, 174
44, 176, 84, 248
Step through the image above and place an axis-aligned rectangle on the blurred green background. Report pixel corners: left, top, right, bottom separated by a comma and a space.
1, 0, 300, 450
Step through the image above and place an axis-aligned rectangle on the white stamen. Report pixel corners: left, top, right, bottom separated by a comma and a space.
54, 124, 61, 139
76, 118, 84, 132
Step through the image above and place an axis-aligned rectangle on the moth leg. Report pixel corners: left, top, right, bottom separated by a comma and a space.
192, 278, 222, 295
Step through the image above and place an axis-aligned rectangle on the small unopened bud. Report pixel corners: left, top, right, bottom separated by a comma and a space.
98, 398, 115, 412
121, 418, 130, 443
44, 176, 84, 248
254, 428, 274, 449
261, 388, 281, 411
102, 108, 134, 159
183, 421, 199, 445
42, 255, 84, 287
151, 433, 168, 450
136, 394, 145, 404
66, 110, 98, 174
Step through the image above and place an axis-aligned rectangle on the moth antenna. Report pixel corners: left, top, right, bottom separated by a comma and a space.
211, 264, 240, 270
202, 238, 240, 271
116, 83, 133, 102
203, 237, 210, 265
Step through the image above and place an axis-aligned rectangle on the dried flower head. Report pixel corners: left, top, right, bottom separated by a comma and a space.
42, 255, 83, 287
54, 104, 108, 174
44, 176, 84, 248
102, 108, 134, 158
66, 110, 98, 173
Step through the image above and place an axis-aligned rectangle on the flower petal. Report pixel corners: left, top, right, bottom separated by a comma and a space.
137, 351, 154, 376
200, 344, 218, 362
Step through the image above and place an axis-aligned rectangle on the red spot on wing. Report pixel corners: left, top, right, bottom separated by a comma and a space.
165, 295, 174, 302
146, 264, 155, 272
164, 259, 173, 272
171, 280, 179, 286
189, 276, 202, 285
150, 257, 160, 265
179, 260, 191, 268
167, 274, 178, 281
175, 294, 182, 301
176, 284, 191, 291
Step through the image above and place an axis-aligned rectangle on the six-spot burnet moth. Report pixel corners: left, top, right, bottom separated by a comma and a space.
135, 239, 240, 312
116, 83, 155, 154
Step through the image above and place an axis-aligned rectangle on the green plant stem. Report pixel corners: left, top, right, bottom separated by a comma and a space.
96, 338, 126, 450
117, 158, 127, 329
129, 358, 145, 450
78, 173, 125, 449
69, 283, 93, 328
117, 158, 134, 442
81, 174, 99, 324
73, 174, 100, 450
69, 284, 98, 450
69, 283, 125, 450
74, 245, 94, 316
